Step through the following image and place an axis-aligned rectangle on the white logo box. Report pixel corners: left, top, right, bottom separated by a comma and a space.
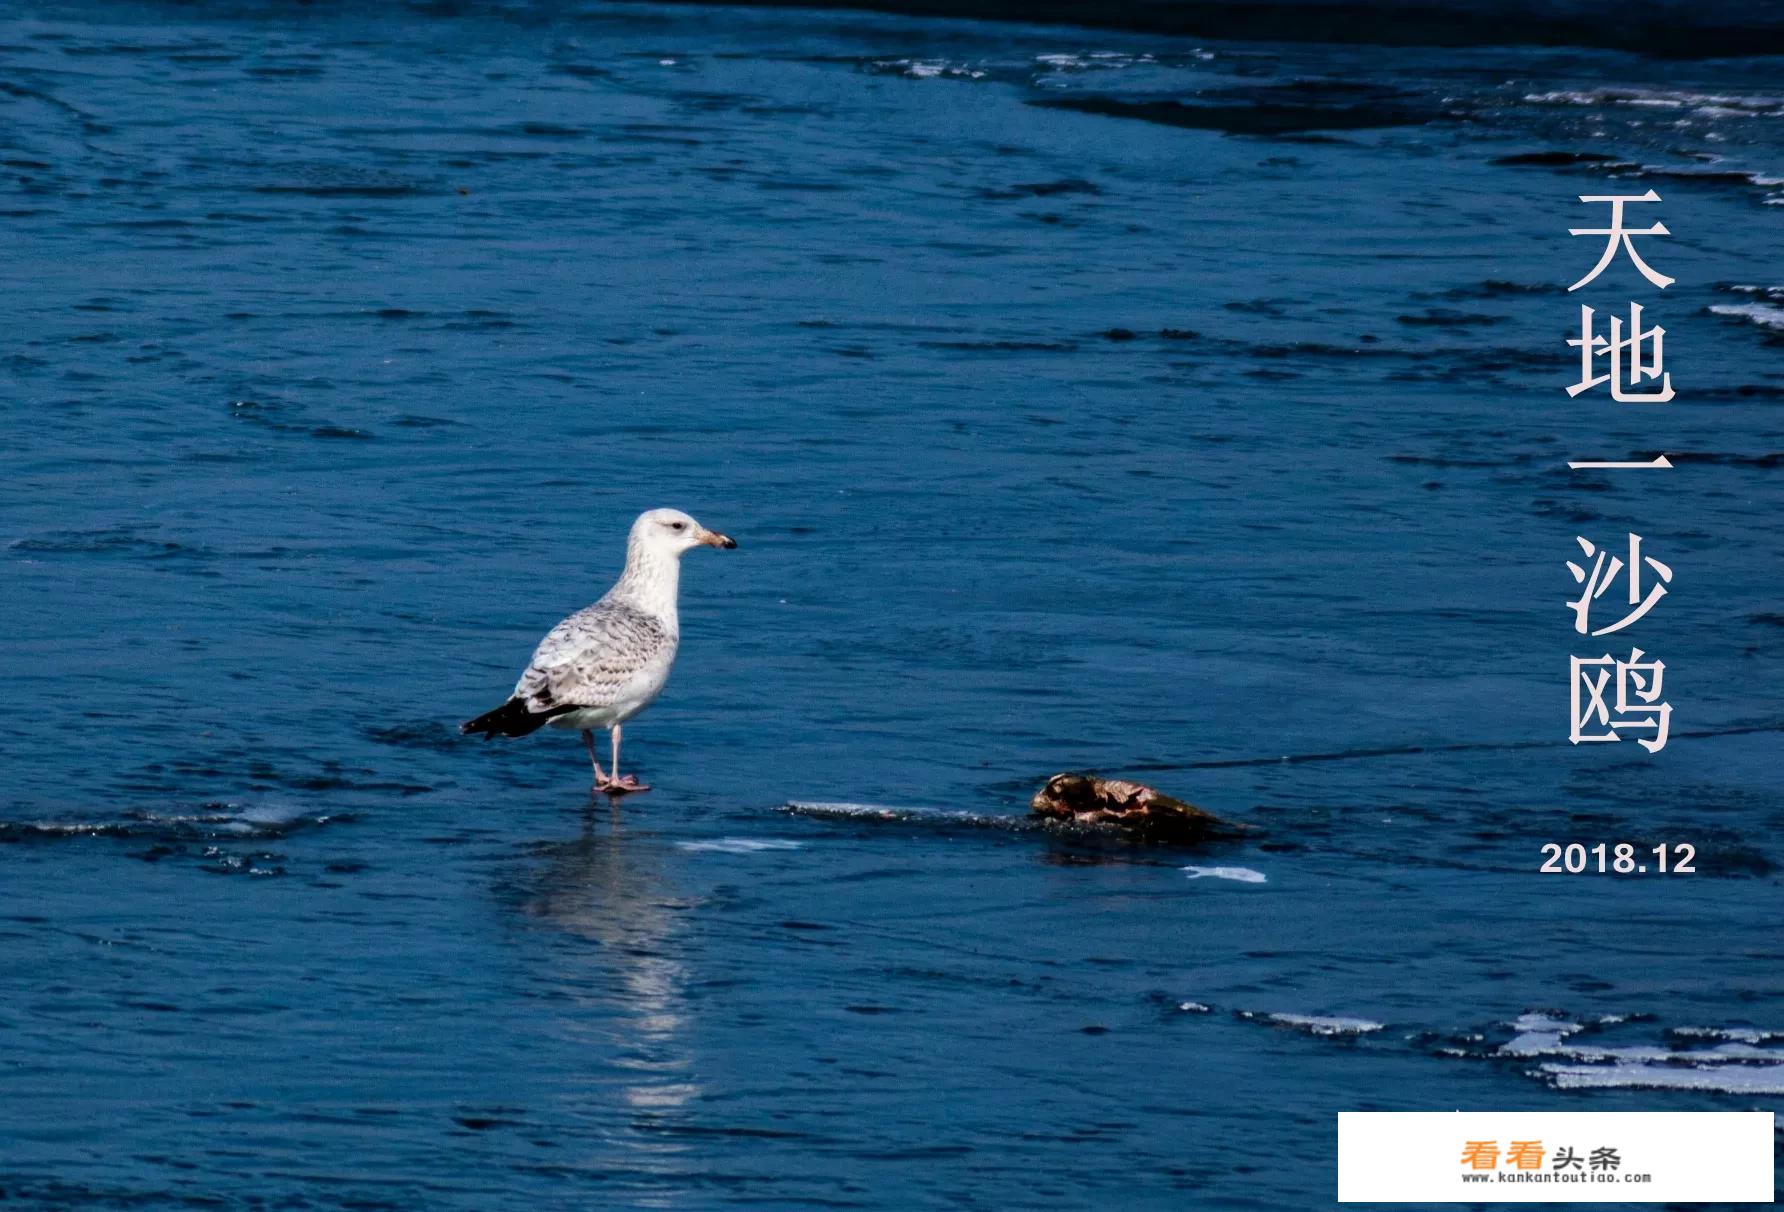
1338, 1111, 1774, 1203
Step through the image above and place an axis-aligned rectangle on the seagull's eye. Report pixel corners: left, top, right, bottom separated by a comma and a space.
669, 521, 686, 531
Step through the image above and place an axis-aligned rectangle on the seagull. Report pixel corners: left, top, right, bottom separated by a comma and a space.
461, 507, 736, 795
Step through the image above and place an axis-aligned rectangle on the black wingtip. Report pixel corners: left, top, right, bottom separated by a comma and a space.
461, 697, 556, 739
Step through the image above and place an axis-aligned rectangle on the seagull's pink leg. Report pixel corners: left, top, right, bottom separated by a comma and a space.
598, 723, 649, 795
582, 730, 608, 786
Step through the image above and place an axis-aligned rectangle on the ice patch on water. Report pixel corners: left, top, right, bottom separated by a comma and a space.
784, 800, 1247, 846
1480, 1012, 1784, 1094
867, 58, 985, 81
232, 801, 326, 828
1710, 301, 1784, 330
1035, 51, 1159, 71
1231, 1006, 1784, 1096
0, 801, 337, 842
1671, 1025, 1784, 1044
1499, 1014, 1688, 1062
1719, 283, 1784, 300
1182, 865, 1267, 883
1524, 88, 1784, 116
1500, 1011, 1584, 1056
0, 800, 335, 879
1708, 285, 1784, 330
1543, 1062, 1784, 1093
1241, 1010, 1385, 1036
782, 801, 1025, 830
786, 800, 914, 819
675, 838, 804, 854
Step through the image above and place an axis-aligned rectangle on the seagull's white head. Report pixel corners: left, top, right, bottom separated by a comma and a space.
631, 507, 736, 558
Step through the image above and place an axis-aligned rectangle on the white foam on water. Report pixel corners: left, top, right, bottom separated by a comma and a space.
675, 838, 805, 855
1182, 865, 1266, 884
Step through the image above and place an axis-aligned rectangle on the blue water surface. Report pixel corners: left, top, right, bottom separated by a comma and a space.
2, 3, 1781, 1207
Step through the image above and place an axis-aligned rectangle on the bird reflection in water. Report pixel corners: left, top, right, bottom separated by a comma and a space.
520, 805, 703, 1136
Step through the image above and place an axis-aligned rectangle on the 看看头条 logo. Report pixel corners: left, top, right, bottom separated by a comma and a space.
1458, 1139, 1646, 1187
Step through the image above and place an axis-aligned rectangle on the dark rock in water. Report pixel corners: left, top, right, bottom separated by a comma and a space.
1030, 773, 1247, 843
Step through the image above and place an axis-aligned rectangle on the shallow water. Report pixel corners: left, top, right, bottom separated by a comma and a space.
2, 2, 1781, 1206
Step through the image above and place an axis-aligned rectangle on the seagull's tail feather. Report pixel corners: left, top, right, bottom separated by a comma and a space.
461, 697, 556, 739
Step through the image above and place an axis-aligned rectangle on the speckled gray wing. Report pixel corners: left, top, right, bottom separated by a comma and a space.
512, 600, 676, 713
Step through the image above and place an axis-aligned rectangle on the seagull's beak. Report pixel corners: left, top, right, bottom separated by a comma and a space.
697, 528, 737, 550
